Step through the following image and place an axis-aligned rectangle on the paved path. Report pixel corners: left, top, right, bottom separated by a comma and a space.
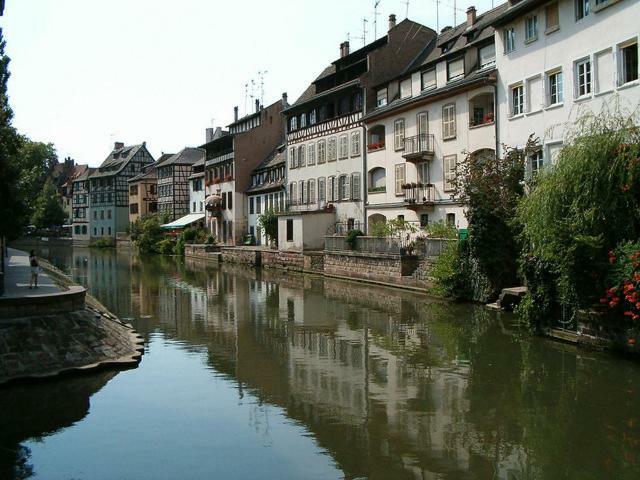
2, 248, 61, 297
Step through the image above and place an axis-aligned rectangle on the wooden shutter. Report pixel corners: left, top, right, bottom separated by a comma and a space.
351, 173, 361, 200
395, 164, 405, 195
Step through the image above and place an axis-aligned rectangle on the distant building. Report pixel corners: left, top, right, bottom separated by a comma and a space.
188, 157, 205, 215
246, 144, 287, 245
363, 5, 503, 229
71, 167, 95, 243
280, 15, 437, 250
202, 96, 287, 245
157, 147, 205, 221
88, 142, 154, 239
127, 154, 170, 226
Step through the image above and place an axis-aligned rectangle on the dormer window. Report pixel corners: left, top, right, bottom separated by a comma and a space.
300, 113, 307, 128
310, 109, 317, 125
377, 88, 388, 107
290, 116, 297, 131
400, 78, 412, 99
421, 68, 436, 91
447, 58, 464, 82
479, 44, 496, 69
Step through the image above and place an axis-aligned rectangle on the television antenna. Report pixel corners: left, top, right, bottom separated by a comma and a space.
257, 70, 268, 107
404, 0, 410, 18
373, 1, 381, 39
354, 18, 368, 46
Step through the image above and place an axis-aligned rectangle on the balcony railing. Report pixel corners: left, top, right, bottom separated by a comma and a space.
402, 134, 435, 161
403, 183, 436, 207
325, 235, 456, 257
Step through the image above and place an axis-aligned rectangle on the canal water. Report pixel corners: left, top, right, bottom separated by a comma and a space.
1, 246, 640, 479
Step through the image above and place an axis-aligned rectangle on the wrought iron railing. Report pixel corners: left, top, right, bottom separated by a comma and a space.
403, 184, 436, 204
403, 133, 435, 157
325, 235, 455, 257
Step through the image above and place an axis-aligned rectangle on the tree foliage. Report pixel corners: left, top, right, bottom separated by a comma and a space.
517, 109, 640, 328
258, 209, 278, 245
31, 179, 67, 228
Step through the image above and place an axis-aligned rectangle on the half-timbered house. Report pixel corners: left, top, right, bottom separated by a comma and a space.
71, 167, 95, 244
156, 147, 205, 221
128, 153, 173, 225
279, 15, 436, 251
202, 96, 287, 245
88, 142, 155, 239
246, 144, 287, 245
189, 157, 205, 215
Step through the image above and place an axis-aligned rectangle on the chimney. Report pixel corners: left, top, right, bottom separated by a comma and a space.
441, 26, 453, 33
114, 141, 124, 150
206, 127, 214, 143
466, 6, 476, 27
142, 141, 146, 147
255, 99, 260, 113
389, 14, 396, 31
340, 41, 350, 58
233, 106, 239, 122
282, 92, 288, 106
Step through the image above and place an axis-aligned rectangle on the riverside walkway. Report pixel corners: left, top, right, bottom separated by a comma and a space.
2, 248, 61, 297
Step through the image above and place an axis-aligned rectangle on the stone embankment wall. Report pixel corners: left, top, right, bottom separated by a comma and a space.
220, 247, 261, 266
262, 250, 304, 271
0, 260, 144, 385
185, 244, 222, 263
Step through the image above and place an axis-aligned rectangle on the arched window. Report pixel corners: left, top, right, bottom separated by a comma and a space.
368, 167, 386, 192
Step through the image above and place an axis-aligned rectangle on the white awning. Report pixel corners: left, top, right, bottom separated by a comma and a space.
161, 213, 205, 230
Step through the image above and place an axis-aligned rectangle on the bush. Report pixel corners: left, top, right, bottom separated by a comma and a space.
206, 234, 216, 245
517, 109, 640, 328
346, 229, 364, 249
89, 237, 115, 248
600, 241, 640, 322
258, 209, 278, 245
157, 238, 176, 255
424, 220, 457, 239
136, 215, 166, 254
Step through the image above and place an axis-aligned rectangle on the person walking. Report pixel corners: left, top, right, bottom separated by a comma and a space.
29, 250, 39, 289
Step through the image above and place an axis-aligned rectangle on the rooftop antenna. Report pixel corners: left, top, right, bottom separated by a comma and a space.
436, 0, 440, 32
258, 70, 268, 107
356, 18, 368, 46
249, 79, 256, 114
373, 0, 381, 39
244, 83, 249, 117
404, 0, 410, 18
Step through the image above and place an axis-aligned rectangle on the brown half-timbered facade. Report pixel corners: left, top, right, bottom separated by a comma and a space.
156, 148, 205, 221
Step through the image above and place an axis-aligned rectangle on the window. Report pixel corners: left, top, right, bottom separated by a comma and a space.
421, 69, 436, 90
250, 197, 254, 214
100, 210, 104, 220
511, 84, 524, 115
228, 191, 233, 210
307, 143, 316, 165
302, 181, 307, 204
93, 210, 97, 219
529, 150, 544, 174
338, 175, 350, 200
525, 15, 538, 42
351, 173, 361, 200
547, 70, 563, 105
82, 225, 87, 235
575, 0, 589, 20
300, 113, 307, 128
290, 116, 297, 131
192, 202, 196, 212
327, 137, 337, 161
328, 176, 336, 201
338, 135, 349, 159
130, 203, 138, 214
575, 58, 592, 97
286, 219, 293, 241
400, 78, 412, 99
289, 147, 296, 168
479, 44, 496, 69
447, 58, 464, 81
377, 88, 388, 107
443, 154, 457, 192
107, 209, 111, 219
298, 180, 304, 204
318, 177, 326, 203
308, 179, 316, 204
420, 214, 429, 228
446, 213, 456, 227
129, 185, 138, 195
318, 140, 327, 163
298, 145, 306, 167
417, 162, 429, 184
417, 112, 428, 136
503, 28, 516, 53
620, 41, 639, 85
442, 104, 456, 139
394, 119, 405, 150
289, 182, 297, 205
395, 164, 406, 196
348, 131, 360, 157
545, 3, 559, 32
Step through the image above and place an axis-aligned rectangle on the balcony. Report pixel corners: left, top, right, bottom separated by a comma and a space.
402, 183, 435, 209
402, 134, 435, 162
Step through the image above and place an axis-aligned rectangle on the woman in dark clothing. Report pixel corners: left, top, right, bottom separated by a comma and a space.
29, 250, 39, 289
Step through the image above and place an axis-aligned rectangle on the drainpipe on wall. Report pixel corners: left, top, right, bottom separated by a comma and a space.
494, 82, 500, 157
362, 122, 368, 234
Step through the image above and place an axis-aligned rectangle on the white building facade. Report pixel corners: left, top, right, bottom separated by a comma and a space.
493, 0, 640, 171
363, 6, 503, 230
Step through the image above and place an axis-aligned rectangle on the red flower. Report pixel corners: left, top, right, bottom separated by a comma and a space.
629, 338, 637, 345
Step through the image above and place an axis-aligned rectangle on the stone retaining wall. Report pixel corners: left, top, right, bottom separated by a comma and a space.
262, 250, 304, 271
303, 252, 325, 273
220, 247, 261, 266
0, 286, 86, 319
185, 244, 222, 263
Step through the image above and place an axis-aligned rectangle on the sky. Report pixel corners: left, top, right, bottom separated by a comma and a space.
1, 0, 497, 167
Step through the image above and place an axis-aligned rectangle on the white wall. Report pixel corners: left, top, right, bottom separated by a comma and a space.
495, 0, 640, 166
277, 212, 335, 251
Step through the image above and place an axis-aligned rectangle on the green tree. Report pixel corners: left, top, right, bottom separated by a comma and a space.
31, 179, 67, 228
15, 136, 58, 206
258, 209, 278, 245
0, 27, 28, 239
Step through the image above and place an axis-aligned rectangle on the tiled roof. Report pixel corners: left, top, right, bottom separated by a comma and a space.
160, 147, 205, 167
90, 144, 145, 178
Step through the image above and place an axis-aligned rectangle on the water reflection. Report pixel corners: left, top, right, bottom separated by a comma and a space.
7, 246, 640, 479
